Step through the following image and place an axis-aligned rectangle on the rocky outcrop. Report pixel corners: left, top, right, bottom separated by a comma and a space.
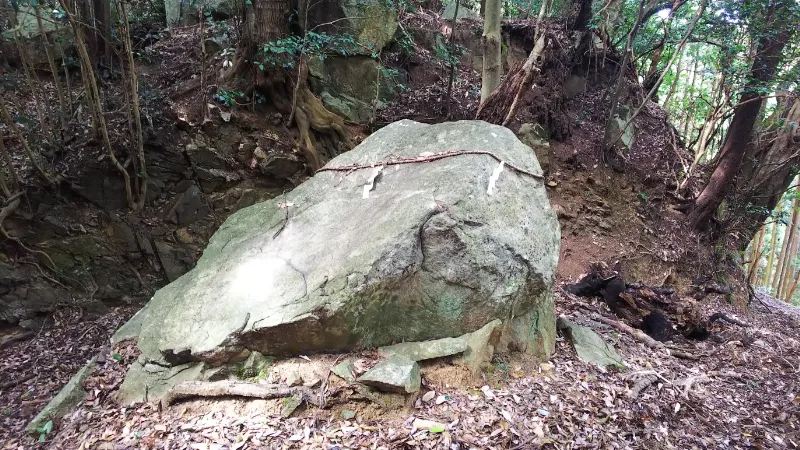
113, 120, 559, 402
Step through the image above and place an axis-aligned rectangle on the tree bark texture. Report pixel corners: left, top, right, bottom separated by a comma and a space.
480, 0, 502, 103
688, 6, 794, 230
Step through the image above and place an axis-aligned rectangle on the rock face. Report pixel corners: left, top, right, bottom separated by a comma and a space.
115, 120, 559, 374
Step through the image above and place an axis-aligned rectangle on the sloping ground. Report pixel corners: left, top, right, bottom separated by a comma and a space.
1, 286, 798, 448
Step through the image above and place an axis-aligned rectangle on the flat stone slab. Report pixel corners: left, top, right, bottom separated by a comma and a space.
331, 359, 357, 382
27, 358, 97, 434
378, 337, 468, 361
558, 317, 625, 369
358, 355, 421, 393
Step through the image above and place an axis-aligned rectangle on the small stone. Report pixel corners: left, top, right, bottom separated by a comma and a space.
422, 391, 436, 402
284, 371, 302, 387
435, 395, 448, 405
331, 360, 356, 382
281, 393, 303, 417
540, 362, 555, 372
378, 337, 468, 362
342, 409, 356, 420
303, 378, 321, 388
547, 180, 558, 187
175, 228, 193, 244
357, 355, 421, 393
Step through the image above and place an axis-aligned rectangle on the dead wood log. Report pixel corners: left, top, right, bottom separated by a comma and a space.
0, 329, 34, 350
708, 312, 750, 327
628, 373, 659, 398
161, 380, 323, 408
590, 312, 698, 360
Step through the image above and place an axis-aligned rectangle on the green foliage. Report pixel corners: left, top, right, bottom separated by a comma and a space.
433, 40, 465, 67
258, 32, 361, 70
215, 88, 246, 106
35, 420, 53, 442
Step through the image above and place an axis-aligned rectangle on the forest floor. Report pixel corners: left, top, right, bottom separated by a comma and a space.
2, 277, 799, 448
2, 15, 799, 450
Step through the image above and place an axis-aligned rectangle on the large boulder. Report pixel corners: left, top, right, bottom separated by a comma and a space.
114, 120, 559, 379
303, 0, 399, 53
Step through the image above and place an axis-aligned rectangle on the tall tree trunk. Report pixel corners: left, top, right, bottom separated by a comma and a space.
773, 197, 795, 293
661, 49, 683, 113
747, 225, 765, 283
480, 0, 502, 103
777, 196, 800, 297
764, 201, 783, 286
688, 3, 794, 230
781, 218, 800, 300
679, 58, 699, 138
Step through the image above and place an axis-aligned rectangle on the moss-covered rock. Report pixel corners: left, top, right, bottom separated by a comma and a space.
114, 120, 559, 402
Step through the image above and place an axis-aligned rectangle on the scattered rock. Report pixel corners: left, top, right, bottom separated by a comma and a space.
357, 355, 421, 394
517, 123, 551, 174
233, 351, 273, 379
116, 360, 205, 406
455, 319, 502, 376
257, 152, 304, 180
441, 1, 480, 20
557, 317, 625, 369
342, 409, 357, 420
284, 371, 302, 387
167, 184, 210, 226
281, 394, 303, 417
422, 390, 436, 402
331, 360, 357, 382
540, 362, 555, 371
378, 337, 468, 361
26, 358, 98, 434
154, 241, 194, 282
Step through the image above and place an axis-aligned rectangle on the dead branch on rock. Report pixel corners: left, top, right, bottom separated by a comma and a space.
161, 380, 324, 409
318, 150, 544, 180
590, 312, 698, 360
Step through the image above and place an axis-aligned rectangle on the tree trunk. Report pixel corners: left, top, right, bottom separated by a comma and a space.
773, 196, 795, 293
688, 6, 794, 230
764, 201, 783, 286
480, 0, 502, 104
777, 196, 800, 297
781, 217, 800, 300
747, 225, 765, 284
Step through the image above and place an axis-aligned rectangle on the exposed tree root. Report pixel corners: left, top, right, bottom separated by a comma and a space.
221, 58, 352, 173
0, 194, 57, 271
161, 380, 324, 409
318, 150, 545, 180
590, 312, 699, 360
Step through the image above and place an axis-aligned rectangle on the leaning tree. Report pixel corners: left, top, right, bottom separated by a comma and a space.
220, 0, 353, 172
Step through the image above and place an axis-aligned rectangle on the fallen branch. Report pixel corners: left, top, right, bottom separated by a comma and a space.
317, 150, 544, 181
161, 380, 323, 408
629, 373, 658, 398
0, 197, 57, 271
708, 312, 750, 327
0, 372, 36, 389
0, 330, 34, 350
590, 312, 699, 360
